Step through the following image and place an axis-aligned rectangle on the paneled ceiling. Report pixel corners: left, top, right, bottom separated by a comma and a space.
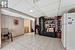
8, 0, 75, 17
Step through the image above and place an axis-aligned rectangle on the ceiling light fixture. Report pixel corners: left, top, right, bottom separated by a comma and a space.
30, 10, 33, 12
0, 0, 8, 8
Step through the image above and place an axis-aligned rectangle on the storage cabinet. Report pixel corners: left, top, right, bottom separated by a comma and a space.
39, 17, 56, 38
39, 17, 45, 35
57, 16, 62, 38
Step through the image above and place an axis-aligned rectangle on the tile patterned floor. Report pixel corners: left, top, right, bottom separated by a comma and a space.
0, 33, 66, 50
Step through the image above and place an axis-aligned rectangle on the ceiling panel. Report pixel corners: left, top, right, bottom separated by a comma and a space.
34, 0, 59, 17
7, 0, 75, 17
45, 10, 58, 16
8, 0, 44, 17
37, 3, 59, 12
59, 0, 75, 15
61, 0, 75, 8
35, 0, 59, 7
8, 0, 32, 11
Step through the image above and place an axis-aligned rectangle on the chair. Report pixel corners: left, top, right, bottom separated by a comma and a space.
1, 28, 13, 41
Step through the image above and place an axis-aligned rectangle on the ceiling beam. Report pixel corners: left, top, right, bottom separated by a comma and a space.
2, 7, 36, 19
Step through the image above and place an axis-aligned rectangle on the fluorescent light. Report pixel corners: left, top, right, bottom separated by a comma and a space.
1, 1, 7, 5
0, 0, 8, 8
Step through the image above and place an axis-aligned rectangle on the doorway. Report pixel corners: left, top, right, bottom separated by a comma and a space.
24, 19, 34, 33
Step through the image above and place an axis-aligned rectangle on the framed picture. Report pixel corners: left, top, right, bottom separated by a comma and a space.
14, 19, 19, 25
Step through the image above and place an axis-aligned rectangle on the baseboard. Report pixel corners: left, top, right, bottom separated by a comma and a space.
12, 34, 24, 38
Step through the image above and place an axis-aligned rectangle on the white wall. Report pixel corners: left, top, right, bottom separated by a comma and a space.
61, 14, 67, 48
35, 18, 39, 25
36, 18, 39, 25
1, 14, 24, 37
31, 20, 35, 31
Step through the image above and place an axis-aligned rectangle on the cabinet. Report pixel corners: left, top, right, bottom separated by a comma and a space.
39, 17, 45, 35
39, 17, 56, 38
57, 16, 62, 38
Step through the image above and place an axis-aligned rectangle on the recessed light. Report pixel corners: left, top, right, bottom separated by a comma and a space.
30, 10, 33, 12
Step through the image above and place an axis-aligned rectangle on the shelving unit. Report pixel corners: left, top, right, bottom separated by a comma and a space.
39, 17, 57, 38
57, 16, 62, 38
45, 17, 55, 32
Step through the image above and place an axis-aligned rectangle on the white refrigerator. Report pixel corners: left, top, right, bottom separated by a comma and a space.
61, 13, 75, 50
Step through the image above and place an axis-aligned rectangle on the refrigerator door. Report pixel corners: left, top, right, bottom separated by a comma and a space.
66, 13, 75, 50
